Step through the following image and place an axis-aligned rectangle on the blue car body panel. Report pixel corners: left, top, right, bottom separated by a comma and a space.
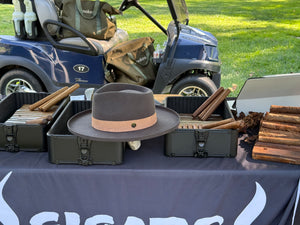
0, 35, 105, 86
173, 25, 219, 62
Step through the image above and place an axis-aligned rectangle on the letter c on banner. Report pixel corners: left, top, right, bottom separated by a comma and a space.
124, 216, 146, 225
150, 217, 188, 225
194, 215, 224, 225
85, 215, 114, 225
29, 212, 59, 225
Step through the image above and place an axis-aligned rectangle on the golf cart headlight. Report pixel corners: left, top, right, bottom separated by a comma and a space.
205, 45, 219, 61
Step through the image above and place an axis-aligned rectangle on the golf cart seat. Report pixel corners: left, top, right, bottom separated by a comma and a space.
58, 28, 129, 55
34, 0, 128, 55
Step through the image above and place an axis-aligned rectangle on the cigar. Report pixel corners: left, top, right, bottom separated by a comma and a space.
202, 118, 235, 129
254, 141, 300, 152
28, 87, 68, 111
192, 87, 224, 118
258, 136, 300, 146
39, 83, 80, 112
270, 105, 300, 114
261, 120, 300, 133
264, 112, 300, 124
199, 89, 231, 121
213, 120, 243, 129
259, 127, 300, 138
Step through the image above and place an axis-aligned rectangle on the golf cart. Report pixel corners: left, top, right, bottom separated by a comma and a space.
0, 0, 221, 96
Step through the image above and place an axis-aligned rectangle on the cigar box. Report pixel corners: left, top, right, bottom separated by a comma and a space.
47, 100, 124, 165
165, 97, 238, 157
0, 92, 68, 152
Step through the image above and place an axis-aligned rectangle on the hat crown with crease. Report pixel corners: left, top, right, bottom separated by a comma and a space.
91, 83, 157, 132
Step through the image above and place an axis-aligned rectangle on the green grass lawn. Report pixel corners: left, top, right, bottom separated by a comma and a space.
1, 0, 299, 96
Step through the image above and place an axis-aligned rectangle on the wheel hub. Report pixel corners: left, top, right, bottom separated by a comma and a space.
178, 86, 208, 96
5, 79, 36, 95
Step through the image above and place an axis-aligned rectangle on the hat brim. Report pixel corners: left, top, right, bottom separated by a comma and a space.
67, 106, 179, 142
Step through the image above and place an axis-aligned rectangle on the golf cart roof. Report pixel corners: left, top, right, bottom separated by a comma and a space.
167, 0, 189, 25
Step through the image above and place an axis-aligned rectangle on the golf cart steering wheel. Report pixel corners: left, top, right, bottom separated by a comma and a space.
119, 0, 138, 11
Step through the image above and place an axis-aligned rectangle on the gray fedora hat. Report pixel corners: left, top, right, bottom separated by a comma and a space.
67, 83, 180, 142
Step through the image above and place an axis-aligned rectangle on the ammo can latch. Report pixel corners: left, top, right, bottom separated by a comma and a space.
77, 137, 92, 166
4, 125, 19, 152
194, 130, 209, 158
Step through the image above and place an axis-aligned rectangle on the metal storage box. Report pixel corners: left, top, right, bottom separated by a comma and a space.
165, 97, 238, 157
47, 100, 125, 165
0, 92, 67, 152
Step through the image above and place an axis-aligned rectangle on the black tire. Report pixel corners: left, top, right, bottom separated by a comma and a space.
0, 69, 43, 95
171, 76, 217, 96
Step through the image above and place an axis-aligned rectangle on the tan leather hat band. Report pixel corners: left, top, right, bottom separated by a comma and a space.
92, 113, 157, 132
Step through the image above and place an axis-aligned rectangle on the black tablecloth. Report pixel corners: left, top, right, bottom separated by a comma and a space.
0, 134, 299, 225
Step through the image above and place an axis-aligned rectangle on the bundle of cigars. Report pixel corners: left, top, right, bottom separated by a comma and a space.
28, 83, 80, 112
5, 84, 79, 125
252, 105, 300, 164
178, 87, 243, 130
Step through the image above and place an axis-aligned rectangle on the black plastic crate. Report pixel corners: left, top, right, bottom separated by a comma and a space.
165, 97, 238, 158
0, 92, 68, 152
47, 100, 125, 165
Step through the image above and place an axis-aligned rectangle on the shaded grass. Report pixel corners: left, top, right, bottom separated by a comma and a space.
1, 0, 299, 96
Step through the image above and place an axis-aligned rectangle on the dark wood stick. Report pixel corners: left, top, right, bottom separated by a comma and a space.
39, 83, 80, 112
270, 105, 300, 114
202, 118, 235, 129
252, 141, 300, 164
264, 112, 300, 124
259, 127, 300, 138
28, 87, 68, 111
258, 136, 300, 146
199, 89, 231, 121
261, 120, 300, 133
192, 87, 224, 118
213, 120, 243, 129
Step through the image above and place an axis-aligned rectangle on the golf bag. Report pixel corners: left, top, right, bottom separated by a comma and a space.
105, 37, 156, 86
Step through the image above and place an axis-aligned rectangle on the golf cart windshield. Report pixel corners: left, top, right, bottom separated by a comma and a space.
167, 0, 189, 25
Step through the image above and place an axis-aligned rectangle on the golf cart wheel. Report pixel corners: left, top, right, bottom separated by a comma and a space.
171, 76, 217, 96
0, 69, 43, 95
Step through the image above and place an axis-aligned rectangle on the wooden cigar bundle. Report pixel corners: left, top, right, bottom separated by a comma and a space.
199, 88, 231, 121
39, 83, 80, 112
253, 104, 300, 164
252, 141, 300, 165
192, 87, 224, 118
28, 87, 68, 111
270, 105, 300, 114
